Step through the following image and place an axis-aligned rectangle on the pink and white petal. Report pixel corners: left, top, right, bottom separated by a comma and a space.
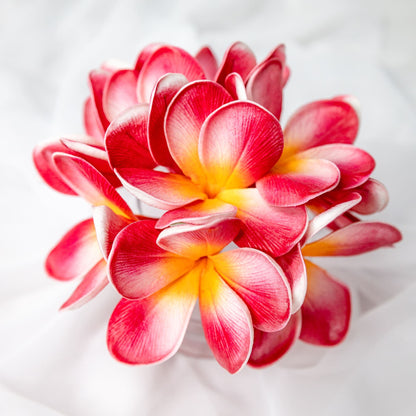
116, 168, 206, 210
219, 188, 307, 257
45, 219, 102, 281
282, 98, 360, 157
302, 221, 402, 257
246, 58, 283, 119
107, 267, 199, 365
33, 140, 77, 195
108, 220, 195, 299
276, 244, 307, 313
215, 41, 257, 85
156, 198, 237, 229
248, 312, 302, 368
195, 46, 218, 80
224, 72, 247, 100
200, 262, 253, 373
93, 205, 133, 261
351, 178, 389, 214
210, 249, 291, 332
88, 69, 112, 130
157, 218, 241, 260
263, 44, 286, 66
137, 45, 205, 102
83, 97, 105, 143
103, 69, 139, 122
134, 43, 165, 72
297, 144, 375, 189
105, 104, 156, 171
257, 158, 340, 207
60, 259, 108, 310
302, 192, 362, 243
165, 80, 233, 184
53, 153, 135, 219
148, 73, 188, 170
300, 260, 351, 346
199, 101, 283, 195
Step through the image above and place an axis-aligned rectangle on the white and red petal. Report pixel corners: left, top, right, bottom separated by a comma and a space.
45, 219, 102, 281
53, 153, 135, 219
60, 259, 108, 310
210, 249, 291, 332
246, 58, 283, 119
302, 221, 402, 257
282, 98, 360, 157
88, 69, 112, 131
165, 80, 232, 184
215, 41, 257, 85
224, 72, 247, 100
148, 73, 188, 170
200, 262, 253, 373
257, 158, 340, 207
107, 268, 199, 365
297, 144, 375, 189
195, 46, 218, 80
102, 69, 139, 122
33, 140, 77, 195
157, 218, 241, 260
199, 101, 284, 195
219, 188, 307, 257
83, 97, 105, 143
116, 168, 206, 210
137, 45, 205, 102
350, 178, 389, 214
134, 43, 165, 72
156, 198, 237, 229
105, 104, 156, 171
248, 312, 302, 368
276, 244, 307, 313
300, 260, 350, 346
108, 220, 195, 299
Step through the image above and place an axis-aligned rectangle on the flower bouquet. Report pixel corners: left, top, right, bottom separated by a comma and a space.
33, 42, 401, 373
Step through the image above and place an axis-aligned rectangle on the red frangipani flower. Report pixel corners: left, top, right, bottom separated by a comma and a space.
107, 218, 292, 373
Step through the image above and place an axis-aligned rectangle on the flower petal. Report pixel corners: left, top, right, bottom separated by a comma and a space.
157, 218, 241, 260
108, 220, 195, 299
134, 43, 164, 71
275, 244, 307, 313
195, 46, 218, 80
148, 73, 188, 170
351, 178, 389, 214
246, 58, 283, 119
200, 261, 253, 373
105, 104, 156, 171
45, 219, 102, 281
211, 249, 291, 331
102, 69, 139, 122
199, 101, 283, 195
165, 80, 232, 184
302, 221, 402, 257
257, 158, 340, 207
107, 268, 199, 365
248, 312, 302, 368
60, 259, 108, 310
83, 97, 105, 143
218, 188, 307, 257
93, 205, 134, 261
224, 72, 247, 100
116, 168, 206, 210
53, 153, 135, 219
137, 45, 205, 102
215, 41, 257, 85
283, 98, 360, 157
88, 69, 112, 131
156, 198, 237, 229
300, 260, 351, 345
33, 140, 77, 195
297, 144, 375, 189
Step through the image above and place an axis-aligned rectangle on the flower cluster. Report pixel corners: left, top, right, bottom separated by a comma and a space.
33, 42, 401, 373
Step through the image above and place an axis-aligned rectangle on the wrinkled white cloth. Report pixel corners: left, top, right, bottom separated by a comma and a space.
0, 0, 415, 414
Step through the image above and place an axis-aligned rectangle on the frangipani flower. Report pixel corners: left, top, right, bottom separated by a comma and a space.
107, 80, 308, 258
249, 194, 402, 367
45, 153, 140, 309
107, 219, 292, 373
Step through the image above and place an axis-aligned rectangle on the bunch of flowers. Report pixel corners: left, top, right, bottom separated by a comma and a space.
33, 42, 401, 373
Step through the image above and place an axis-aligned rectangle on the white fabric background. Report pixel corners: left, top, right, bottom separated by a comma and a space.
1, 0, 415, 414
